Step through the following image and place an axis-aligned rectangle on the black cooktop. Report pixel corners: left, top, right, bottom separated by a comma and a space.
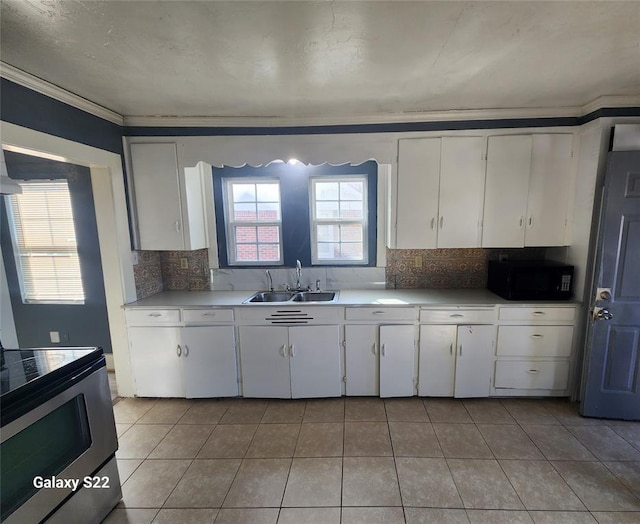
0, 346, 104, 427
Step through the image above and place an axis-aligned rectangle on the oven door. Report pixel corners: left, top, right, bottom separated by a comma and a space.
1, 366, 117, 524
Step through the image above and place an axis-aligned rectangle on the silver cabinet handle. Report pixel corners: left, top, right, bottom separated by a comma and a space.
149, 312, 162, 317
528, 216, 533, 227
177, 344, 182, 357
533, 311, 546, 316
372, 311, 386, 315
459, 344, 463, 356
430, 217, 436, 230
527, 369, 540, 374
372, 343, 377, 355
439, 216, 444, 229
203, 312, 217, 317
450, 313, 464, 318
531, 334, 544, 339
280, 344, 287, 357
175, 220, 181, 232
381, 344, 386, 357
449, 343, 453, 355
184, 344, 189, 357
519, 216, 524, 229
290, 344, 296, 357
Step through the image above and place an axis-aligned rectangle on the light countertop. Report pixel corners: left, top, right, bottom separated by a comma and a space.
125, 289, 578, 308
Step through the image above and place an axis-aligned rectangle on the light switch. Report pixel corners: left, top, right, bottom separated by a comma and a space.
414, 255, 423, 268
180, 257, 189, 269
49, 331, 60, 343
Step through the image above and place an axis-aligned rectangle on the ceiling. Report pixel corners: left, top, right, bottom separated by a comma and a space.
1, 1, 639, 121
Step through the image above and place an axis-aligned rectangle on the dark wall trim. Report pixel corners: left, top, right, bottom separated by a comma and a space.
1, 79, 124, 155
124, 107, 640, 137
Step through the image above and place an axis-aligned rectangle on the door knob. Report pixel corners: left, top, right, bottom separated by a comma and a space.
593, 307, 614, 321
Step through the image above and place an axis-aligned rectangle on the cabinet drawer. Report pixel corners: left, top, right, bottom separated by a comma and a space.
497, 325, 574, 357
419, 308, 495, 324
183, 308, 234, 324
499, 306, 575, 322
494, 360, 570, 390
345, 307, 415, 321
125, 308, 180, 325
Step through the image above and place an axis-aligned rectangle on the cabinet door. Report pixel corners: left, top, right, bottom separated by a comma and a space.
130, 143, 185, 250
239, 326, 290, 398
289, 325, 342, 399
345, 324, 379, 396
482, 136, 532, 248
525, 134, 573, 246
438, 137, 485, 248
379, 325, 416, 398
454, 325, 495, 398
181, 326, 238, 398
418, 325, 457, 397
396, 138, 441, 248
128, 326, 183, 397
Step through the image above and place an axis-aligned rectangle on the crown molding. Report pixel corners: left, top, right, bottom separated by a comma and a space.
0, 62, 124, 126
2, 62, 638, 129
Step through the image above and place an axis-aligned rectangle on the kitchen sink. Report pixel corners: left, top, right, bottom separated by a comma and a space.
244, 290, 338, 303
246, 291, 297, 303
292, 291, 337, 302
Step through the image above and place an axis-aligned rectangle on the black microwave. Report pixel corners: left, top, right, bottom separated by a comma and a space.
487, 260, 574, 300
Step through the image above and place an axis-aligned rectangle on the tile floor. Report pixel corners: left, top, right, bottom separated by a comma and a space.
103, 392, 640, 524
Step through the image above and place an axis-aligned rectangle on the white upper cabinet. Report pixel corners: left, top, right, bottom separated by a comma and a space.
130, 143, 207, 251
482, 134, 573, 248
395, 137, 485, 249
396, 138, 441, 248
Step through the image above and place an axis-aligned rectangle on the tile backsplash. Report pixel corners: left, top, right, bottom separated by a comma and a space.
132, 247, 546, 298
385, 247, 546, 289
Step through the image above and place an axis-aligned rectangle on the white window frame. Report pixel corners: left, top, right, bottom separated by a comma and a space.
310, 175, 368, 265
223, 178, 283, 266
6, 179, 85, 304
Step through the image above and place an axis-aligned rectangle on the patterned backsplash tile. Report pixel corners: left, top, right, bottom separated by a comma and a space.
385, 247, 546, 289
160, 249, 210, 291
132, 250, 163, 299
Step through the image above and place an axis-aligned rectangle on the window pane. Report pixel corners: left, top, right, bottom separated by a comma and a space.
340, 242, 363, 260
236, 244, 258, 262
232, 184, 256, 203
233, 203, 257, 221
257, 226, 279, 243
235, 226, 257, 244
317, 224, 339, 242
340, 224, 363, 242
340, 181, 364, 201
317, 242, 339, 260
340, 201, 363, 219
256, 184, 279, 202
257, 203, 280, 221
258, 244, 280, 262
316, 201, 339, 219
315, 182, 338, 200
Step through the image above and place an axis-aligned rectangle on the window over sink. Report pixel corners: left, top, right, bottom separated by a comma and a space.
214, 161, 377, 267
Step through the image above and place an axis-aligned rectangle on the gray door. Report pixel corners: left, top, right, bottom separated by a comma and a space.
581, 151, 640, 420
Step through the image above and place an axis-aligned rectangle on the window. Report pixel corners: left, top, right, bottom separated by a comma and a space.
223, 179, 282, 265
214, 161, 377, 267
311, 176, 367, 264
6, 180, 85, 303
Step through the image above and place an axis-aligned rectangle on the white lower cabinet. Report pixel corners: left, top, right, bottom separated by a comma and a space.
129, 327, 183, 397
379, 325, 416, 397
344, 324, 416, 398
129, 325, 238, 398
239, 325, 341, 399
344, 325, 379, 396
181, 326, 238, 398
419, 324, 495, 398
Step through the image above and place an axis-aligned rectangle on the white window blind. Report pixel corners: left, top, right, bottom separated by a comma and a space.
7, 180, 85, 304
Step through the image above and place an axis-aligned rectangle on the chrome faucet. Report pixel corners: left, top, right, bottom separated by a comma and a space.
295, 259, 302, 290
265, 269, 273, 292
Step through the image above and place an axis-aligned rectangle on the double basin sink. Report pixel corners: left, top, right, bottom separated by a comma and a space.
244, 291, 337, 304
